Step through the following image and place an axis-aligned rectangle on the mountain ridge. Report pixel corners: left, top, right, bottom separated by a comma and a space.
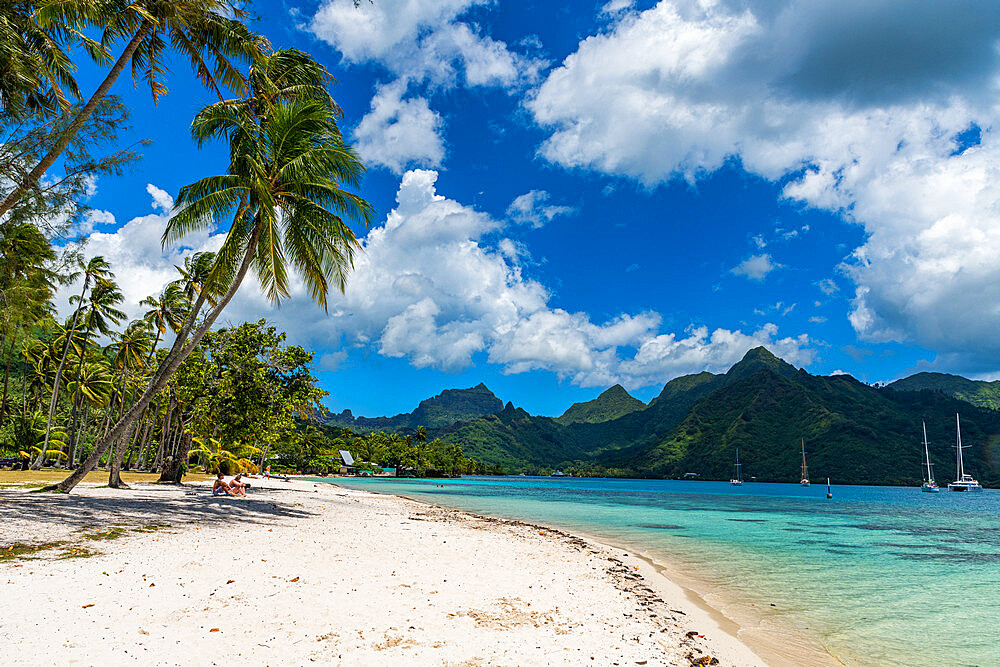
556, 384, 645, 425
323, 347, 1000, 485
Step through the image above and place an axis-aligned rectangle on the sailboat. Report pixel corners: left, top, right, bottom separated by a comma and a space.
730, 449, 743, 486
920, 421, 939, 493
799, 439, 810, 486
948, 414, 983, 492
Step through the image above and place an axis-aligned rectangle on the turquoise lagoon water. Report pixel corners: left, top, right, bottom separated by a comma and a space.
321, 476, 1000, 666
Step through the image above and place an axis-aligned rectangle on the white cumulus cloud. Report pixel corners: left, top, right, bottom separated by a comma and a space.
58, 172, 814, 390
527, 0, 1000, 371
353, 80, 445, 174
306, 0, 544, 89
732, 254, 779, 281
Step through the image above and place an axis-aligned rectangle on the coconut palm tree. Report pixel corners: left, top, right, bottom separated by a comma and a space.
48, 51, 373, 494
0, 1, 79, 118
63, 354, 112, 466
173, 250, 219, 306
106, 321, 153, 486
139, 282, 188, 363
38, 256, 111, 463
52, 280, 125, 469
0, 221, 57, 418
0, 0, 265, 220
76, 279, 127, 338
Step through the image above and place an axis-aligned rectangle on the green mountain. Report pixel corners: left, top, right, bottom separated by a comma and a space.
887, 372, 1000, 410
325, 383, 503, 433
437, 348, 1000, 486
556, 384, 645, 425
437, 402, 587, 469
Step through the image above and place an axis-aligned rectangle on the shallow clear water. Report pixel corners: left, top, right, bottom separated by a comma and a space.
321, 476, 1000, 666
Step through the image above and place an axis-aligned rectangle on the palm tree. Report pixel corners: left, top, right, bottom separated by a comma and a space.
0, 0, 265, 220
172, 251, 218, 306
48, 50, 373, 493
77, 280, 127, 338
140, 282, 188, 363
35, 256, 113, 468
106, 320, 153, 487
0, 1, 79, 118
63, 355, 112, 466
0, 221, 57, 418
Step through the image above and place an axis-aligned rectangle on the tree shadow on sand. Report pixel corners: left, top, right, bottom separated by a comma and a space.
0, 484, 323, 544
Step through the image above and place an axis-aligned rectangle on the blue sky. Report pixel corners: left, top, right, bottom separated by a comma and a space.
59, 0, 1000, 417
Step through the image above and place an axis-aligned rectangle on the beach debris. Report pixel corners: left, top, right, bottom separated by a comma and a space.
209, 628, 220, 633
81, 604, 94, 609
227, 580, 235, 584
289, 577, 300, 582
149, 583, 155, 587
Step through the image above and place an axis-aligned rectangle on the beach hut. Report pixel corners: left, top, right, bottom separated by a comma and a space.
338, 450, 357, 475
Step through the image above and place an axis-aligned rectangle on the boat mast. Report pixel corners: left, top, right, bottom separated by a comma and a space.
735, 449, 742, 482
956, 413, 965, 480
801, 438, 808, 480
923, 421, 934, 484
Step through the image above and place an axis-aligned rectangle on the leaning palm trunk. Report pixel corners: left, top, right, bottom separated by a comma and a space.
43, 226, 261, 493
0, 23, 152, 220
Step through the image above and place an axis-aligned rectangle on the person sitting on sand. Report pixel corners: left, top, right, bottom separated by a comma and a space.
229, 473, 248, 497
212, 472, 234, 496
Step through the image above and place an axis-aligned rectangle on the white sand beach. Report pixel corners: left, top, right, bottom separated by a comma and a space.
1, 478, 799, 666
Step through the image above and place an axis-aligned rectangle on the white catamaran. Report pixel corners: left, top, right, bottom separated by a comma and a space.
731, 449, 743, 486
920, 421, 939, 493
800, 438, 810, 486
948, 414, 983, 492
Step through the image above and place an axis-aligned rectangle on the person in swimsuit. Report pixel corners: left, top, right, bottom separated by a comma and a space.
212, 472, 234, 496
229, 473, 247, 497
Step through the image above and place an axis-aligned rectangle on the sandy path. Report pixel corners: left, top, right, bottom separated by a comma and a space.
1, 479, 765, 666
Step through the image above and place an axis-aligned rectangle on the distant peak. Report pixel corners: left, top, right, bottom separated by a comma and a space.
741, 346, 778, 362
600, 384, 630, 397
725, 346, 797, 381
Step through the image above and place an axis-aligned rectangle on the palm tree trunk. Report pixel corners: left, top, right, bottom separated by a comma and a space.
156, 393, 175, 469
0, 22, 153, 220
1, 333, 13, 419
35, 300, 87, 469
45, 224, 262, 493
98, 405, 112, 439
159, 429, 194, 483
137, 399, 158, 469
109, 417, 143, 488
65, 393, 82, 467
20, 365, 28, 417
63, 348, 88, 467
69, 401, 89, 467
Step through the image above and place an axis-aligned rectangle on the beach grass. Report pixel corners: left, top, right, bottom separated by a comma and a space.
0, 469, 214, 487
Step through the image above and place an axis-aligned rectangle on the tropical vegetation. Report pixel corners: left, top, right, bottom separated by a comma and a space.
0, 1, 375, 492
